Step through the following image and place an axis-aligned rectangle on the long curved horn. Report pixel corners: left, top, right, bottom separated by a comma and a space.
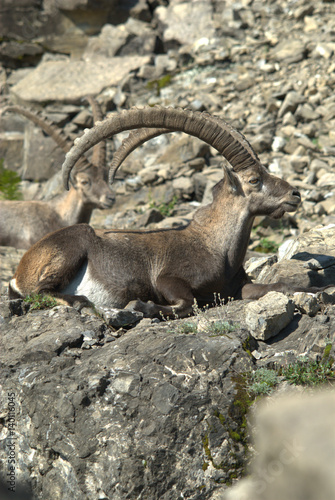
3, 105, 72, 152
84, 96, 106, 170
62, 106, 262, 190
3, 105, 93, 180
109, 128, 170, 184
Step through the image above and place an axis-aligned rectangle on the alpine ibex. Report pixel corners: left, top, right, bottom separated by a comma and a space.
9, 106, 322, 317
0, 97, 114, 249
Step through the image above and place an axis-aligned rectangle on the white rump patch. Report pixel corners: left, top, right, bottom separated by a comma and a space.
9, 278, 22, 296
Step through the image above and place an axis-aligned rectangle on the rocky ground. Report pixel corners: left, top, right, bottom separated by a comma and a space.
1, 0, 335, 499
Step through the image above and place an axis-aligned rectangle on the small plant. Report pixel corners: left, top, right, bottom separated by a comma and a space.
281, 358, 335, 387
148, 193, 178, 217
178, 321, 198, 334
248, 367, 281, 396
206, 320, 236, 337
311, 137, 321, 150
0, 159, 22, 200
24, 293, 58, 311
146, 74, 172, 96
254, 238, 279, 254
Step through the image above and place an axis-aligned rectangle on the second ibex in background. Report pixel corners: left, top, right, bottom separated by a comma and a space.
0, 96, 115, 249
9, 106, 322, 318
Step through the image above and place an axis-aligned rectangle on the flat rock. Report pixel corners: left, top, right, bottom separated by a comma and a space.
11, 56, 150, 104
97, 306, 143, 327
269, 39, 307, 64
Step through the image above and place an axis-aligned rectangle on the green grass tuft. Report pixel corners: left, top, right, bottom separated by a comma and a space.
24, 293, 58, 311
254, 238, 279, 254
281, 358, 335, 387
0, 159, 22, 200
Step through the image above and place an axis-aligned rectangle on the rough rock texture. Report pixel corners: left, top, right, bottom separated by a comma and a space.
245, 292, 295, 341
0, 0, 134, 67
0, 300, 254, 499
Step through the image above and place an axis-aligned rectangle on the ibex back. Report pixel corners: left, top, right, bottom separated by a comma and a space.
9, 107, 318, 317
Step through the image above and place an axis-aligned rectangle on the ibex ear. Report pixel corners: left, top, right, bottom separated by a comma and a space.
222, 165, 240, 193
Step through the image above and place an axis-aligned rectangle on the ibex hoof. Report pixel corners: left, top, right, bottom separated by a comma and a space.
125, 299, 156, 317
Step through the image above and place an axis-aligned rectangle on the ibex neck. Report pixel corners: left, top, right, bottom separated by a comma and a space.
52, 189, 93, 225
192, 198, 254, 268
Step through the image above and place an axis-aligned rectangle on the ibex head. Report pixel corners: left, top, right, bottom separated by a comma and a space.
213, 163, 301, 220
70, 167, 114, 210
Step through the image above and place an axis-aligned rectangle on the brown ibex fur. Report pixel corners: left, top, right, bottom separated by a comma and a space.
9, 106, 323, 317
0, 97, 114, 249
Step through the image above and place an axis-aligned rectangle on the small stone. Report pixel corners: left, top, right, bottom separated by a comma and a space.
278, 91, 306, 118
293, 292, 320, 317
295, 104, 320, 122
245, 292, 295, 341
137, 208, 164, 227
250, 133, 273, 153
172, 176, 194, 198
314, 44, 334, 60
272, 136, 286, 152
98, 307, 143, 327
270, 40, 307, 64
72, 109, 93, 127
245, 255, 278, 280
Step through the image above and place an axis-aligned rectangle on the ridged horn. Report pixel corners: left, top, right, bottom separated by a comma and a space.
3, 105, 93, 179
3, 105, 72, 153
109, 128, 170, 184
84, 96, 106, 170
62, 106, 262, 190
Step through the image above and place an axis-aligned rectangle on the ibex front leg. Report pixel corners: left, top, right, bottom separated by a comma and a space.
240, 281, 326, 300
127, 276, 195, 318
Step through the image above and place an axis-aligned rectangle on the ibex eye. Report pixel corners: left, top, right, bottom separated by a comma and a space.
249, 178, 259, 185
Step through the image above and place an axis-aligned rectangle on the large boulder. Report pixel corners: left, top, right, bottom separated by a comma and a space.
0, 299, 253, 499
255, 225, 335, 289
0, 0, 133, 66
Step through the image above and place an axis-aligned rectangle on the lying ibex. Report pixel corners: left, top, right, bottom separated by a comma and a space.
9, 106, 321, 317
0, 97, 114, 249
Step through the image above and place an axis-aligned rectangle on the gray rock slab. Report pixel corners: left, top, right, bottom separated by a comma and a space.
258, 225, 335, 289
97, 306, 143, 327
11, 56, 150, 104
245, 292, 295, 341
0, 302, 253, 499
